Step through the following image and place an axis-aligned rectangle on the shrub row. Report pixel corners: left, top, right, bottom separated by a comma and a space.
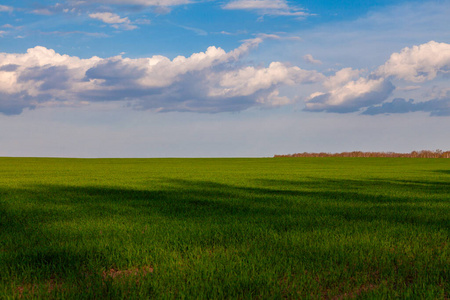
275, 150, 450, 158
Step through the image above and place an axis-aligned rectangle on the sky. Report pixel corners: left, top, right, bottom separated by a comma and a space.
0, 0, 449, 158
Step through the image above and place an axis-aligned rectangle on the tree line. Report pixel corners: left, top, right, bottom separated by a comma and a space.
274, 150, 450, 158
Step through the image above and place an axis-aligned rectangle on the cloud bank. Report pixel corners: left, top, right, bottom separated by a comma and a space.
1, 40, 449, 116
305, 41, 450, 115
0, 38, 322, 115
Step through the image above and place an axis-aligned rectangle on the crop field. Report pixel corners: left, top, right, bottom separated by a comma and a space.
0, 157, 449, 299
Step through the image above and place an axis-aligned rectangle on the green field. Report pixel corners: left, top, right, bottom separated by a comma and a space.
0, 157, 449, 299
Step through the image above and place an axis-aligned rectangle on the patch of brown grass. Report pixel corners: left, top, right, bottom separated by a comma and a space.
329, 282, 381, 299
16, 277, 64, 299
102, 265, 154, 280
14, 266, 154, 298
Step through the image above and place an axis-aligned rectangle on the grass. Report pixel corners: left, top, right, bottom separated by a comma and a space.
0, 157, 449, 299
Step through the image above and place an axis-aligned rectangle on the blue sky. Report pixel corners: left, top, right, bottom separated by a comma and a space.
0, 0, 449, 157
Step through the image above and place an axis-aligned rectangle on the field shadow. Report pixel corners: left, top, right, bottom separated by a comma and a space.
2, 176, 448, 229
256, 177, 450, 201
1, 175, 448, 288
433, 169, 450, 175
256, 177, 449, 227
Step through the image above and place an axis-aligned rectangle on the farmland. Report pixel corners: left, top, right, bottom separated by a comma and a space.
0, 157, 449, 299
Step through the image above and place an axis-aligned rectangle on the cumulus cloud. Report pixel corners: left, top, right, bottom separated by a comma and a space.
305, 74, 395, 113
4, 38, 447, 116
89, 12, 138, 30
305, 41, 450, 115
209, 62, 323, 100
223, 0, 309, 17
0, 38, 322, 115
0, 47, 102, 114
376, 41, 450, 82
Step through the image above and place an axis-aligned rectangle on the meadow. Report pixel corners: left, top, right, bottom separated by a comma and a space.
0, 157, 449, 299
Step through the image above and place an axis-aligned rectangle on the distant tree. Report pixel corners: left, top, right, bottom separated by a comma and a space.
274, 150, 450, 158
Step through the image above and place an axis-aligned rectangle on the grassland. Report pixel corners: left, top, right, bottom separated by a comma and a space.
0, 157, 449, 299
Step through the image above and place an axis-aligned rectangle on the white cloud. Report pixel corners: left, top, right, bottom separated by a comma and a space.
223, 0, 309, 17
88, 0, 190, 6
0, 31, 7, 37
112, 23, 138, 30
224, 0, 289, 10
178, 24, 207, 36
39, 31, 110, 38
4, 37, 446, 116
32, 8, 54, 15
305, 75, 395, 113
210, 62, 323, 100
397, 86, 421, 91
305, 41, 450, 114
323, 68, 361, 90
376, 41, 450, 82
0, 5, 13, 13
0, 38, 322, 115
89, 12, 128, 24
135, 18, 151, 25
0, 47, 102, 115
218, 30, 247, 36
89, 12, 137, 30
29, 3, 74, 15
256, 33, 301, 41
303, 54, 322, 65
